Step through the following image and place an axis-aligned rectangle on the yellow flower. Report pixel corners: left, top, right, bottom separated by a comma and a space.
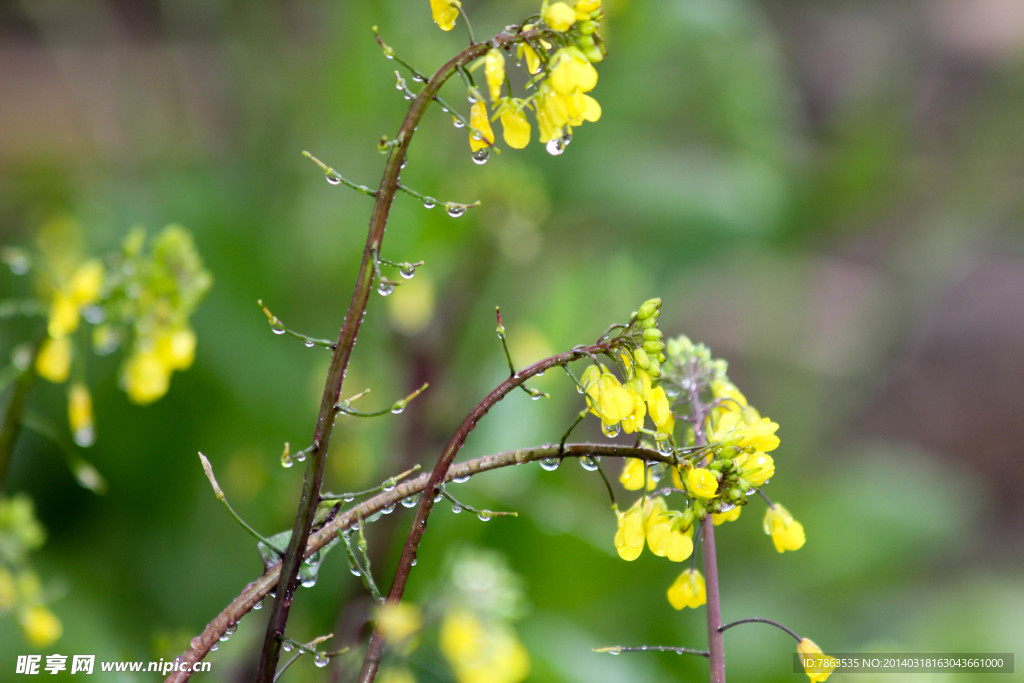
469, 100, 495, 153
498, 100, 531, 149
797, 638, 835, 682
440, 610, 529, 683
543, 2, 577, 32
67, 383, 95, 447
68, 258, 103, 304
645, 502, 693, 562
686, 467, 719, 500
155, 325, 196, 370
734, 451, 774, 487
709, 410, 780, 452
647, 384, 674, 436
613, 503, 645, 561
619, 458, 646, 491
123, 348, 171, 404
485, 49, 505, 101
534, 82, 568, 143
377, 601, 422, 655
667, 569, 706, 610
46, 292, 81, 339
548, 47, 598, 95
620, 379, 647, 434
429, 0, 461, 31
712, 506, 741, 525
35, 336, 71, 383
518, 42, 542, 75
581, 365, 634, 432
763, 503, 805, 552
20, 605, 62, 647
737, 416, 780, 452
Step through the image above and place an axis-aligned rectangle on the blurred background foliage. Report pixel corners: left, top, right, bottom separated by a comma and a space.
2, 0, 1023, 680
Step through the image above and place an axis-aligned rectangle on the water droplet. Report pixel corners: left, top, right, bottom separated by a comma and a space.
272, 327, 286, 335
608, 647, 622, 656
381, 503, 396, 515
349, 566, 361, 577
304, 339, 315, 348
253, 599, 263, 610
410, 557, 418, 566
282, 642, 293, 653
446, 204, 466, 218
73, 426, 96, 448
602, 422, 621, 438
383, 482, 396, 491
471, 148, 490, 165
477, 511, 492, 522
412, 74, 425, 83
580, 455, 600, 471
400, 264, 416, 279
452, 117, 465, 129
403, 92, 413, 101
301, 576, 316, 588
422, 198, 437, 209
5, 252, 30, 275
281, 453, 294, 468
401, 495, 419, 508
656, 439, 673, 455
314, 652, 329, 668
342, 494, 355, 503
539, 457, 561, 471
377, 280, 395, 296
209, 642, 219, 651
226, 623, 237, 636
219, 633, 230, 642
386, 53, 395, 60
451, 474, 470, 484
451, 504, 463, 514
467, 94, 477, 104
530, 392, 544, 400
546, 136, 567, 156
434, 492, 443, 503
295, 451, 307, 463
325, 172, 342, 185
390, 402, 405, 414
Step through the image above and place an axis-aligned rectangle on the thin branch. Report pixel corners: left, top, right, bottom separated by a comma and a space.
167, 443, 670, 681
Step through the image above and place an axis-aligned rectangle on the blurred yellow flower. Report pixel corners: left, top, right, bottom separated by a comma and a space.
20, 605, 62, 647
155, 325, 196, 371
67, 383, 95, 447
35, 336, 71, 383
543, 2, 577, 31
376, 601, 422, 655
122, 348, 171, 405
619, 458, 646, 491
440, 609, 529, 683
485, 49, 505, 101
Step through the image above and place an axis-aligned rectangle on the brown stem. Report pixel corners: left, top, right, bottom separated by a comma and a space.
253, 34, 504, 681
356, 340, 624, 682
167, 443, 668, 682
702, 515, 725, 683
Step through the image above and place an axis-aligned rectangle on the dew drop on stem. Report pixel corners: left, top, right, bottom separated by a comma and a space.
272, 327, 286, 335
446, 205, 466, 218
304, 339, 315, 348
377, 280, 395, 296
400, 264, 416, 279
539, 457, 560, 471
325, 172, 342, 185
453, 117, 465, 129
451, 474, 470, 483
471, 148, 490, 165
422, 198, 437, 209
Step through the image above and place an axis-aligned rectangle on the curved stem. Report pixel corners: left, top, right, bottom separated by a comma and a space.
167, 443, 669, 682
719, 617, 800, 642
357, 340, 625, 681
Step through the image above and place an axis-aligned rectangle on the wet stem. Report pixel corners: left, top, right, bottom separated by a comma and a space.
253, 28, 542, 683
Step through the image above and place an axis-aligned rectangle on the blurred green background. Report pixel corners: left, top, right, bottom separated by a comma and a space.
2, 0, 1023, 680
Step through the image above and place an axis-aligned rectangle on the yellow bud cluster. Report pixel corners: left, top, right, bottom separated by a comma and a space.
122, 324, 197, 405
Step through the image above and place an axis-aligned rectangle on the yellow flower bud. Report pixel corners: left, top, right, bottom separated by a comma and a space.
35, 336, 72, 383
485, 49, 505, 102
764, 503, 805, 552
20, 605, 62, 647
468, 100, 495, 153
543, 2, 577, 32
613, 503, 645, 561
797, 638, 835, 682
499, 102, 531, 149
575, 0, 601, 17
123, 348, 171, 404
429, 0, 461, 31
667, 569, 706, 610
686, 467, 719, 500
518, 43, 542, 75
647, 385, 674, 435
67, 383, 95, 447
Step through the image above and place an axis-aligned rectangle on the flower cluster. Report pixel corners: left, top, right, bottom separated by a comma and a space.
429, 0, 606, 155
0, 495, 62, 648
580, 319, 806, 609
